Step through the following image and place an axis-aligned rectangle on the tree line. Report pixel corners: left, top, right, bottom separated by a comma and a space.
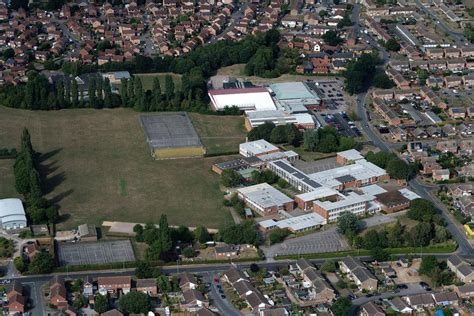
365, 150, 417, 180
337, 198, 451, 261
13, 128, 59, 224
303, 126, 358, 153
0, 29, 288, 113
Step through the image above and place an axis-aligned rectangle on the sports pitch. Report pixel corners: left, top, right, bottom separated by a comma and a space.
56, 240, 135, 266
140, 113, 205, 159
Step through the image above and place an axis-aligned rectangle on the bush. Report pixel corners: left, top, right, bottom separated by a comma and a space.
268, 228, 291, 245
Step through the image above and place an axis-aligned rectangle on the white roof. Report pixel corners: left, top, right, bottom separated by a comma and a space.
313, 192, 376, 211
360, 184, 387, 196
208, 88, 276, 111
0, 198, 26, 222
398, 188, 421, 201
259, 213, 326, 231
257, 151, 299, 162
237, 183, 293, 209
337, 149, 364, 161
295, 186, 339, 202
240, 140, 279, 156
309, 159, 387, 188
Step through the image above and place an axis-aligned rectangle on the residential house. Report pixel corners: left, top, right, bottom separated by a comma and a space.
449, 107, 466, 119
224, 266, 247, 285
437, 140, 458, 153
447, 255, 474, 283
433, 169, 450, 181
389, 296, 412, 314
404, 293, 435, 310
456, 283, 474, 298
179, 272, 198, 290
182, 289, 208, 312
432, 292, 458, 306
339, 257, 377, 291
97, 276, 132, 295
50, 277, 68, 309
215, 244, 239, 259
136, 279, 157, 296
360, 301, 385, 316
7, 281, 25, 314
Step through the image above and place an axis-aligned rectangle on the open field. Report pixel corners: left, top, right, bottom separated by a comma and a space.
0, 107, 234, 229
135, 73, 182, 92
216, 64, 339, 85
189, 113, 246, 155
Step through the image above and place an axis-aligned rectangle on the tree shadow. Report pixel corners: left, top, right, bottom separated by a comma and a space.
56, 213, 71, 224
49, 189, 74, 205
37, 148, 62, 163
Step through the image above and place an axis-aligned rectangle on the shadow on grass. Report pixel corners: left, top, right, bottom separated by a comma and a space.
36, 148, 66, 195
56, 213, 71, 224
37, 148, 62, 163
50, 189, 74, 205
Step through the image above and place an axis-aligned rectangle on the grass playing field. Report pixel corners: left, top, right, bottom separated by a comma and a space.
189, 113, 247, 155
0, 107, 240, 229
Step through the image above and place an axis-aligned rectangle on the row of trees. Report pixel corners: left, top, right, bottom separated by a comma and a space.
13, 128, 59, 224
303, 126, 358, 153
247, 122, 302, 146
133, 216, 212, 261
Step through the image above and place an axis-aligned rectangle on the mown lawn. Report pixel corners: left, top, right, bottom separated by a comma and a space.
189, 113, 247, 155
0, 107, 234, 229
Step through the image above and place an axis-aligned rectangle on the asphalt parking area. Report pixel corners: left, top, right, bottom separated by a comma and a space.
56, 240, 135, 266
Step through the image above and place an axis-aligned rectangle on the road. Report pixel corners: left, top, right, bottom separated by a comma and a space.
349, 283, 432, 315
203, 272, 241, 316
413, 0, 465, 45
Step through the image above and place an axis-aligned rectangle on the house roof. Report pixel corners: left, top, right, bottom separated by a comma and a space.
136, 278, 156, 288
375, 190, 410, 207
179, 272, 197, 287
183, 289, 205, 303
224, 266, 247, 284
98, 276, 132, 287
362, 301, 384, 315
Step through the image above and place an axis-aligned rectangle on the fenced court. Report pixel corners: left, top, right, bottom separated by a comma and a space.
140, 113, 205, 159
56, 240, 135, 266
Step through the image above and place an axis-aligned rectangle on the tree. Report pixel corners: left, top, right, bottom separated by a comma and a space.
219, 221, 259, 245
182, 247, 195, 258
165, 75, 175, 101
386, 157, 411, 180
119, 291, 151, 314
250, 263, 260, 273
120, 78, 129, 107
371, 247, 389, 261
136, 261, 153, 279
337, 15, 353, 28
103, 78, 112, 108
373, 73, 395, 89
434, 225, 449, 243
419, 256, 438, 276
384, 38, 401, 51
269, 228, 290, 245
321, 260, 337, 273
194, 226, 211, 243
94, 294, 109, 314
332, 297, 352, 316
29, 252, 55, 274
2, 48, 15, 60
337, 212, 360, 236
387, 220, 404, 247
71, 79, 79, 107
408, 222, 432, 247
72, 294, 87, 309
13, 256, 26, 273
87, 77, 97, 108
156, 275, 171, 293
344, 53, 379, 94
159, 214, 173, 253
247, 122, 276, 141
408, 199, 436, 222
220, 169, 241, 187
134, 224, 144, 242
151, 77, 162, 110
270, 125, 288, 144
322, 30, 344, 46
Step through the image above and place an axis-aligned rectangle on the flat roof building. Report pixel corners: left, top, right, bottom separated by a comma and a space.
269, 82, 321, 107
239, 140, 280, 157
336, 149, 365, 165
313, 191, 376, 222
244, 110, 316, 130
258, 213, 326, 233
268, 160, 322, 193
208, 87, 276, 111
237, 183, 294, 216
309, 159, 389, 189
0, 198, 27, 230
